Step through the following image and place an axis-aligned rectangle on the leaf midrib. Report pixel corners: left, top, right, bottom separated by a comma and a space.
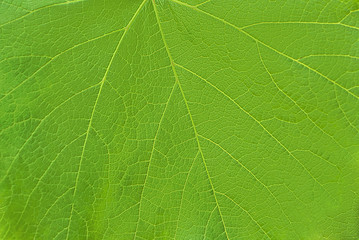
3, 0, 354, 238
151, 0, 231, 238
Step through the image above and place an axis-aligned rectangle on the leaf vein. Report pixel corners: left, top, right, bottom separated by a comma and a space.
175, 63, 324, 188
215, 191, 271, 239
65, 0, 148, 237
170, 0, 359, 100
0, 83, 101, 184
0, 27, 125, 101
152, 0, 229, 238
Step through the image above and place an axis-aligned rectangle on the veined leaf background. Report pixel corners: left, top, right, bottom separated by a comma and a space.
1, 0, 359, 239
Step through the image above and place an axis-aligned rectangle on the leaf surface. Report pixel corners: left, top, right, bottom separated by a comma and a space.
1, 0, 359, 239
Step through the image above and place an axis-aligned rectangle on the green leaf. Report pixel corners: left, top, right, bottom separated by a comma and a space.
1, 0, 359, 239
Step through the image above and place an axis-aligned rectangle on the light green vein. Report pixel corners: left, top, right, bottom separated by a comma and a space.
334, 86, 359, 133
203, 206, 217, 239
152, 0, 230, 238
13, 132, 87, 228
34, 187, 75, 239
239, 21, 359, 31
197, 133, 293, 225
0, 82, 101, 184
215, 191, 271, 239
339, 9, 359, 23
132, 80, 177, 239
170, 0, 359, 101
298, 54, 359, 60
256, 42, 348, 150
65, 0, 148, 238
195, 0, 211, 7
1, 1, 30, 12
0, 0, 85, 28
174, 63, 323, 188
0, 26, 125, 101
173, 151, 199, 239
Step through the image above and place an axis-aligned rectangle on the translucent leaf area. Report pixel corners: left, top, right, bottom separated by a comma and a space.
1, 0, 359, 239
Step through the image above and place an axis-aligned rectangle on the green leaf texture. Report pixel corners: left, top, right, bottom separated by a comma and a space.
1, 0, 359, 239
